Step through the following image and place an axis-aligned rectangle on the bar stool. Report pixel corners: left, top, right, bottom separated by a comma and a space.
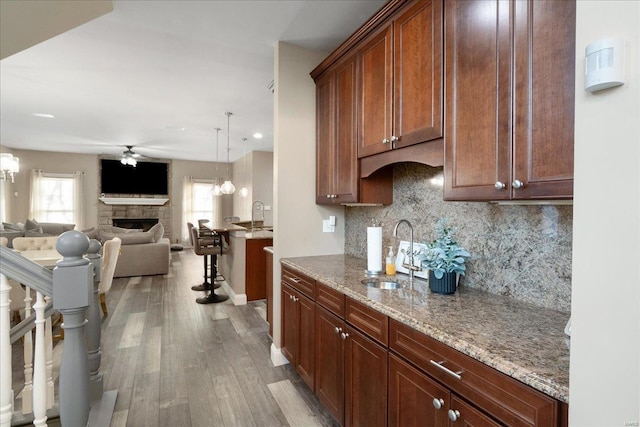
191, 226, 228, 304
188, 222, 220, 292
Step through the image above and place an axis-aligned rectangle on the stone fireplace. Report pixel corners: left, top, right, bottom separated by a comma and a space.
98, 196, 171, 239
112, 217, 159, 231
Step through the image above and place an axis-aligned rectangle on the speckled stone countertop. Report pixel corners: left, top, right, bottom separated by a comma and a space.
281, 254, 570, 403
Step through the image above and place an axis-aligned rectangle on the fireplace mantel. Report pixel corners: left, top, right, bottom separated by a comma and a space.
99, 197, 169, 206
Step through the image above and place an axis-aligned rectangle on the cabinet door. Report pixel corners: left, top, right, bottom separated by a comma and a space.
388, 354, 449, 427
512, 0, 575, 199
344, 326, 387, 427
393, 0, 443, 150
449, 395, 502, 427
315, 306, 345, 424
358, 23, 393, 158
281, 284, 298, 365
297, 294, 316, 390
316, 71, 336, 204
444, 0, 512, 200
334, 55, 358, 204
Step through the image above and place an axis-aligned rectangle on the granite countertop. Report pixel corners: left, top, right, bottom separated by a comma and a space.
281, 254, 570, 403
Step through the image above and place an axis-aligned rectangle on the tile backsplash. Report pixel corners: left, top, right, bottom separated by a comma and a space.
345, 163, 572, 312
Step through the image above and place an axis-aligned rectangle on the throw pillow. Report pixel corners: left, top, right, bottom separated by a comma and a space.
82, 227, 99, 240
25, 230, 48, 237
118, 232, 154, 245
25, 219, 43, 234
2, 222, 25, 231
148, 223, 164, 242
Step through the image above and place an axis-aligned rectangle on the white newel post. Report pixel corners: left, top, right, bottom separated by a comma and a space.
0, 273, 12, 427
85, 239, 103, 402
22, 286, 33, 414
32, 292, 47, 427
53, 231, 93, 427
44, 296, 54, 409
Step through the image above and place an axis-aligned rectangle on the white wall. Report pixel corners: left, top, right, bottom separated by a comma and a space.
272, 42, 346, 351
570, 1, 640, 425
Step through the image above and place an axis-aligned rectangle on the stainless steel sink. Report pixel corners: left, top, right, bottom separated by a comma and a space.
361, 279, 401, 289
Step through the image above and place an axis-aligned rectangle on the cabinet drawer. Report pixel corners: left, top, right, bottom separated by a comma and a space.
389, 319, 557, 427
316, 281, 345, 317
281, 265, 315, 299
346, 298, 388, 346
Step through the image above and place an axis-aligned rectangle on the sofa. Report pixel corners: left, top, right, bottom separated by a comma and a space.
0, 219, 75, 248
87, 224, 170, 278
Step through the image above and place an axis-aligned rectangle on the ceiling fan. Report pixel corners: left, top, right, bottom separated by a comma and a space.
120, 145, 141, 166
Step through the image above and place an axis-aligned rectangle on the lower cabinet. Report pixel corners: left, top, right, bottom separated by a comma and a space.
388, 354, 449, 426
315, 301, 387, 427
344, 325, 387, 427
281, 283, 315, 389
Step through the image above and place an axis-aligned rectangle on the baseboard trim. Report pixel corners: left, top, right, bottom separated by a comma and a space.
270, 343, 289, 366
220, 281, 247, 306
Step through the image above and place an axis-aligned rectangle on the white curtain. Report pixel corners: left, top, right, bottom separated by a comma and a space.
72, 171, 85, 230
182, 176, 196, 243
29, 170, 85, 229
29, 169, 44, 220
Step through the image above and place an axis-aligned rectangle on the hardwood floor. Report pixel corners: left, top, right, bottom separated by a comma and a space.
100, 248, 338, 427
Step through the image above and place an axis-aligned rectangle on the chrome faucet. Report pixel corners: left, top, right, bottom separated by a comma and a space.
393, 219, 421, 284
251, 200, 265, 230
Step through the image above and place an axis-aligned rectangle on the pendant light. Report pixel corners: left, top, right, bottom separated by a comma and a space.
212, 128, 222, 196
220, 112, 236, 194
239, 137, 249, 198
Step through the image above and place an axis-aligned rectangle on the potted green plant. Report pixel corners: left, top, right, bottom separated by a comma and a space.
421, 218, 470, 294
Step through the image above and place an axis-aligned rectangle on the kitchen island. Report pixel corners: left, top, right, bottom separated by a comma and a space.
281, 254, 570, 426
217, 226, 273, 304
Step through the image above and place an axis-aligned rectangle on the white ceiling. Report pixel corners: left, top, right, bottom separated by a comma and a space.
0, 0, 385, 163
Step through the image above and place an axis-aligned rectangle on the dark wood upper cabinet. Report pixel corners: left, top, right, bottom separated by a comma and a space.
358, 0, 444, 158
444, 0, 575, 200
316, 54, 359, 204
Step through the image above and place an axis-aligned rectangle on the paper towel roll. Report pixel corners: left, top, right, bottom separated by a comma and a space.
367, 226, 383, 273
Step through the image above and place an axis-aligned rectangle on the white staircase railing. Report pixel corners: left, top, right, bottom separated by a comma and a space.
0, 231, 113, 427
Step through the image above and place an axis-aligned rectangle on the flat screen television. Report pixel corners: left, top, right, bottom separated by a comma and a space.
100, 159, 168, 195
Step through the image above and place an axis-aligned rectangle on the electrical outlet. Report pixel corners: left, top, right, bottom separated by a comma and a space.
323, 220, 335, 233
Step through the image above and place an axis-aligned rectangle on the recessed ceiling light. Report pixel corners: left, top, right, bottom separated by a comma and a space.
253, 133, 263, 139
165, 125, 185, 131
32, 113, 55, 119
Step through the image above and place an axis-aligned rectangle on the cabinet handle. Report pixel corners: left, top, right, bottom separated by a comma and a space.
432, 398, 445, 410
340, 332, 349, 340
494, 181, 506, 190
290, 277, 301, 283
334, 326, 342, 334
390, 135, 399, 142
293, 296, 299, 302
382, 138, 390, 144
429, 360, 462, 380
448, 409, 460, 422
512, 179, 524, 189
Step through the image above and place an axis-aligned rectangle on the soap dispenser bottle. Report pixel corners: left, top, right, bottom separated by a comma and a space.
385, 246, 396, 275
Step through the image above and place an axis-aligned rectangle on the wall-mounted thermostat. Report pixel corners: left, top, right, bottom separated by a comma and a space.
585, 37, 625, 93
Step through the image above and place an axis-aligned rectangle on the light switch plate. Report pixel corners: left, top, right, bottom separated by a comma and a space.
323, 220, 335, 233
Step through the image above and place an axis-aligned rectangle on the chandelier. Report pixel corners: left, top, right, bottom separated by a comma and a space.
239, 137, 249, 198
212, 128, 222, 196
221, 112, 235, 195
0, 153, 20, 183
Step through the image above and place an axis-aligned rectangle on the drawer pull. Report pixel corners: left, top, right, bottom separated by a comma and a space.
430, 360, 462, 380
289, 277, 301, 283
432, 398, 444, 410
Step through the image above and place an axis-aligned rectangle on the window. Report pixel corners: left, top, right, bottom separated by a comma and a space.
182, 178, 218, 242
29, 170, 85, 227
191, 182, 216, 224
